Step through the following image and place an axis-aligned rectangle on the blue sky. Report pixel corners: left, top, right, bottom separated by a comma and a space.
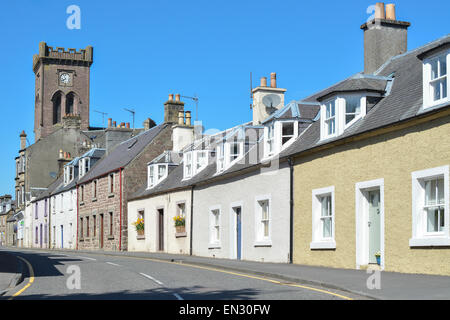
0, 0, 448, 196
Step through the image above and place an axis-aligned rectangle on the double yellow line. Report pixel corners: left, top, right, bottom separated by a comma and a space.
8, 256, 34, 300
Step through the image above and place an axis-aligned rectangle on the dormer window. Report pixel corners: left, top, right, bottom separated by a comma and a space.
264, 120, 298, 158
147, 163, 168, 189
216, 138, 244, 174
79, 158, 90, 178
64, 165, 75, 185
184, 150, 209, 179
320, 95, 367, 141
423, 51, 449, 109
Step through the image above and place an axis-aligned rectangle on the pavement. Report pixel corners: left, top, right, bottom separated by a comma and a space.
0, 250, 23, 296
3, 247, 450, 300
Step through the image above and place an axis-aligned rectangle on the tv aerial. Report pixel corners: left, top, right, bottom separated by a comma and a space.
181, 95, 199, 122
94, 110, 108, 128
124, 108, 135, 130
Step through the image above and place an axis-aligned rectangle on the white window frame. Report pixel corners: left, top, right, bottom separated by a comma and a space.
311, 186, 336, 249
225, 139, 244, 168
147, 163, 168, 189
194, 150, 208, 174
254, 195, 272, 247
423, 50, 449, 109
216, 144, 225, 173
320, 95, 367, 141
79, 158, 90, 178
183, 152, 193, 179
410, 166, 450, 247
208, 205, 221, 248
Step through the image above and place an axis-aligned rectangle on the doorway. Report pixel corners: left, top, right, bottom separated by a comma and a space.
355, 179, 384, 270
234, 207, 242, 260
61, 225, 64, 249
158, 208, 164, 251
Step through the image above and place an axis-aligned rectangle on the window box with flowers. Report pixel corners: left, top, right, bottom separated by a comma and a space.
133, 217, 145, 239
174, 215, 186, 237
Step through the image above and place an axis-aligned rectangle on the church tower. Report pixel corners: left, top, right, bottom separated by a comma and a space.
33, 42, 93, 142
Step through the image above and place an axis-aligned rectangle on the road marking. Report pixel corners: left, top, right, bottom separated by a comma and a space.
77, 256, 97, 261
8, 256, 34, 300
106, 262, 121, 267
139, 272, 164, 286
126, 256, 354, 300
173, 293, 184, 300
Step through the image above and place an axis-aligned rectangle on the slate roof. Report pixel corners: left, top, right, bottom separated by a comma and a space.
32, 175, 64, 202
130, 34, 450, 201
78, 123, 168, 183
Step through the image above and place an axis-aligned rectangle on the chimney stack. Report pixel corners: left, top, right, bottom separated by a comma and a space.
164, 93, 185, 124
270, 73, 277, 88
361, 2, 410, 74
20, 131, 27, 150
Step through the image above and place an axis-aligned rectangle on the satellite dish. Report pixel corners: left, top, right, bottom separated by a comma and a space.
262, 94, 281, 108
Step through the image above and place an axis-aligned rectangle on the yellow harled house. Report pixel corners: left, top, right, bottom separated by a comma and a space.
280, 3, 450, 275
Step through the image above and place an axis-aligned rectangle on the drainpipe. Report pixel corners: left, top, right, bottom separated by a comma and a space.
288, 157, 294, 264
119, 168, 123, 251
189, 185, 195, 256
76, 185, 79, 250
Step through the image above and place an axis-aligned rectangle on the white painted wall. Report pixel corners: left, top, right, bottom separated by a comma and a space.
23, 202, 33, 248
50, 189, 77, 250
128, 189, 191, 254
32, 198, 49, 249
193, 163, 291, 263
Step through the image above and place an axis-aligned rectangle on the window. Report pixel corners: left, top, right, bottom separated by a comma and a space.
93, 180, 97, 199
35, 227, 38, 244
209, 207, 221, 247
184, 152, 193, 178
229, 140, 241, 163
109, 174, 115, 194
320, 95, 367, 140
52, 196, 56, 213
80, 185, 84, 203
345, 95, 362, 125
148, 164, 168, 188
267, 125, 274, 156
281, 122, 295, 145
79, 158, 90, 178
410, 166, 450, 247
255, 197, 271, 245
44, 199, 47, 217
177, 203, 186, 219
424, 52, 448, 108
93, 215, 96, 237
311, 186, 336, 249
216, 144, 225, 172
35, 202, 38, 219
86, 216, 90, 237
324, 100, 336, 136
80, 218, 83, 238
109, 212, 114, 236
196, 151, 208, 172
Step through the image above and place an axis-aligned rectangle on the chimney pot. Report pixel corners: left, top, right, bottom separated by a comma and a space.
126, 122, 130, 129
260, 77, 267, 87
270, 73, 277, 88
185, 111, 192, 126
108, 118, 112, 128
168, 94, 174, 101
59, 149, 63, 159
375, 2, 386, 19
385, 3, 396, 20
113, 121, 117, 127
175, 94, 181, 102
178, 111, 184, 125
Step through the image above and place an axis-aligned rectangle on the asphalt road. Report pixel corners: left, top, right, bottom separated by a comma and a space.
1, 248, 365, 300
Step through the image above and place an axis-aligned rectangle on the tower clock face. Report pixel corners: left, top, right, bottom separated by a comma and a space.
60, 72, 71, 85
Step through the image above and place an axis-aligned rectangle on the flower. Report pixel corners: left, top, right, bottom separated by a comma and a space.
132, 218, 144, 231
374, 251, 381, 257
173, 215, 185, 227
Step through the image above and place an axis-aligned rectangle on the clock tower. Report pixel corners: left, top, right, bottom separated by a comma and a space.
33, 42, 93, 142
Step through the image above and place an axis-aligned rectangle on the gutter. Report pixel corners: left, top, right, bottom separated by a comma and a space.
287, 157, 294, 264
